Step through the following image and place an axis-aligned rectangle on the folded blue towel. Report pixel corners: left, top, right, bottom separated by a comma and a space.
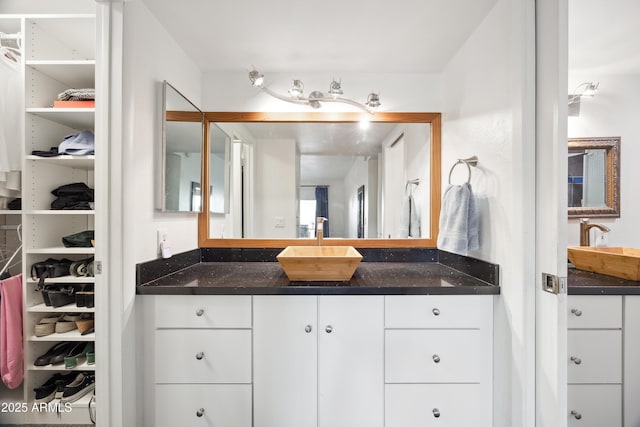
437, 183, 479, 255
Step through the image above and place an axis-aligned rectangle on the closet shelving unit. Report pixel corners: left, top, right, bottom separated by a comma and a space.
21, 14, 98, 424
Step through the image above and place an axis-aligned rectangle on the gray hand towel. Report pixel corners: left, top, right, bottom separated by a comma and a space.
399, 195, 420, 238
437, 183, 479, 255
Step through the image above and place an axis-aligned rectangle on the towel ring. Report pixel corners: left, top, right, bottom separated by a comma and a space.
448, 156, 478, 185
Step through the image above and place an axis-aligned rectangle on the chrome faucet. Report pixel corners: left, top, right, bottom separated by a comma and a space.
579, 218, 610, 246
316, 217, 327, 246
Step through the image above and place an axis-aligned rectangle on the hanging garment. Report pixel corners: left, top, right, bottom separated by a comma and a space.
0, 274, 23, 389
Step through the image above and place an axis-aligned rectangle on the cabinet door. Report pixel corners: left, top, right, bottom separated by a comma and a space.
567, 330, 621, 384
318, 296, 384, 427
568, 384, 621, 427
567, 295, 622, 329
624, 296, 640, 426
254, 296, 318, 427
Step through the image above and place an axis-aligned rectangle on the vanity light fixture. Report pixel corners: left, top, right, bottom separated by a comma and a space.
568, 81, 599, 105
248, 68, 381, 114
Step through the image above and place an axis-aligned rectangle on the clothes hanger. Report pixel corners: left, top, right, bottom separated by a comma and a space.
0, 224, 22, 277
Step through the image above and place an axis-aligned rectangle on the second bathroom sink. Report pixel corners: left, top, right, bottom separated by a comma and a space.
568, 246, 640, 281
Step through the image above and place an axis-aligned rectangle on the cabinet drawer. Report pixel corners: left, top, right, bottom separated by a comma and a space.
155, 330, 251, 383
386, 384, 491, 427
154, 295, 251, 328
568, 295, 622, 329
568, 384, 621, 427
385, 295, 492, 329
155, 384, 251, 427
385, 329, 489, 383
568, 330, 621, 384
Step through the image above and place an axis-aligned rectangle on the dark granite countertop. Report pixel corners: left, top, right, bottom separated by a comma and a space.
568, 266, 640, 295
137, 261, 499, 295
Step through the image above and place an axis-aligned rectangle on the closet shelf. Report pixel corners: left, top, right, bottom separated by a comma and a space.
29, 330, 95, 342
26, 60, 95, 88
26, 276, 95, 285
28, 303, 94, 313
25, 210, 95, 215
29, 360, 95, 372
0, 210, 22, 214
26, 247, 95, 255
26, 155, 95, 170
26, 108, 94, 129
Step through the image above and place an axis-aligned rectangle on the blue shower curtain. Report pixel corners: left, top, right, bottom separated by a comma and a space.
315, 186, 329, 237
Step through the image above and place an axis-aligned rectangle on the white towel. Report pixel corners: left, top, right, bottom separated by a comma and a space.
437, 183, 479, 255
399, 195, 420, 238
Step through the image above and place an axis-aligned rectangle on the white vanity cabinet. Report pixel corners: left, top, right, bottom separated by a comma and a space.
384, 295, 494, 427
253, 295, 384, 427
147, 295, 252, 427
567, 295, 622, 427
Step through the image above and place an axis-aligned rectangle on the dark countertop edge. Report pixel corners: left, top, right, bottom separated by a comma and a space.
567, 266, 640, 294
568, 286, 640, 295
136, 285, 500, 296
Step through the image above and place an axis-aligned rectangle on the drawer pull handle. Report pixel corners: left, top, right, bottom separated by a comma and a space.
196, 408, 205, 417
196, 309, 205, 317
432, 308, 441, 316
196, 352, 205, 360
432, 354, 441, 363
325, 325, 333, 334
305, 325, 312, 333
433, 408, 441, 418
570, 356, 581, 365
571, 410, 582, 420
571, 308, 582, 317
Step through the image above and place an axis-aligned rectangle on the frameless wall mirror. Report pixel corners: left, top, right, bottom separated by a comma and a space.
160, 81, 204, 212
199, 112, 441, 248
568, 136, 620, 218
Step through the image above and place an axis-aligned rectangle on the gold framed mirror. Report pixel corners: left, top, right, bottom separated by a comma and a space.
568, 136, 620, 218
198, 112, 441, 248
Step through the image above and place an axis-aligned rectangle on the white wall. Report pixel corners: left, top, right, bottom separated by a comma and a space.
567, 74, 640, 246
343, 157, 371, 238
441, 0, 532, 425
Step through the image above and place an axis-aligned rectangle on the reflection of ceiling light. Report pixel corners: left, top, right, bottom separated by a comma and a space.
248, 68, 381, 114
359, 118, 370, 130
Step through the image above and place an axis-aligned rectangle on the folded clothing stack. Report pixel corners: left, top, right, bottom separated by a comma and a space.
57, 88, 95, 101
31, 130, 95, 157
50, 182, 94, 210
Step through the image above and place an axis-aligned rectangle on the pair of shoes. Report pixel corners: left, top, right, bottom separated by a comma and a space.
55, 313, 82, 334
60, 372, 95, 403
34, 341, 91, 366
33, 372, 76, 402
65, 341, 94, 369
34, 315, 60, 337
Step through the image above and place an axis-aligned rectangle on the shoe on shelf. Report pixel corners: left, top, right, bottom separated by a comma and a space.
60, 372, 95, 403
50, 341, 86, 366
34, 315, 60, 337
75, 313, 94, 334
34, 342, 72, 366
65, 341, 94, 369
55, 313, 81, 334
33, 371, 76, 402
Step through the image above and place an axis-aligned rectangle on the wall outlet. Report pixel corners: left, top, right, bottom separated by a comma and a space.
275, 216, 285, 228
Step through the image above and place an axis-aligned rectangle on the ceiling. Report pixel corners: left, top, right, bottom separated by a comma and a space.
142, 0, 498, 73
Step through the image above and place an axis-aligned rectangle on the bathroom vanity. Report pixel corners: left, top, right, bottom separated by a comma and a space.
137, 248, 499, 427
568, 269, 640, 427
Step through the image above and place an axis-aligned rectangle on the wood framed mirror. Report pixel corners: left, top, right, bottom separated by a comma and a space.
198, 112, 441, 248
568, 136, 620, 218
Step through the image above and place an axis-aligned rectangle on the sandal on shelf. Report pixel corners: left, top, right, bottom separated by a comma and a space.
34, 315, 61, 337
65, 341, 94, 369
75, 313, 94, 334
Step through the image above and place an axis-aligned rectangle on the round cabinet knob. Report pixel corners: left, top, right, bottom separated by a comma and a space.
196, 308, 205, 317
570, 356, 582, 365
195, 352, 205, 360
433, 408, 441, 418
432, 308, 441, 316
432, 354, 441, 363
571, 308, 582, 317
305, 325, 313, 333
325, 325, 333, 334
571, 410, 582, 420
196, 408, 205, 418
